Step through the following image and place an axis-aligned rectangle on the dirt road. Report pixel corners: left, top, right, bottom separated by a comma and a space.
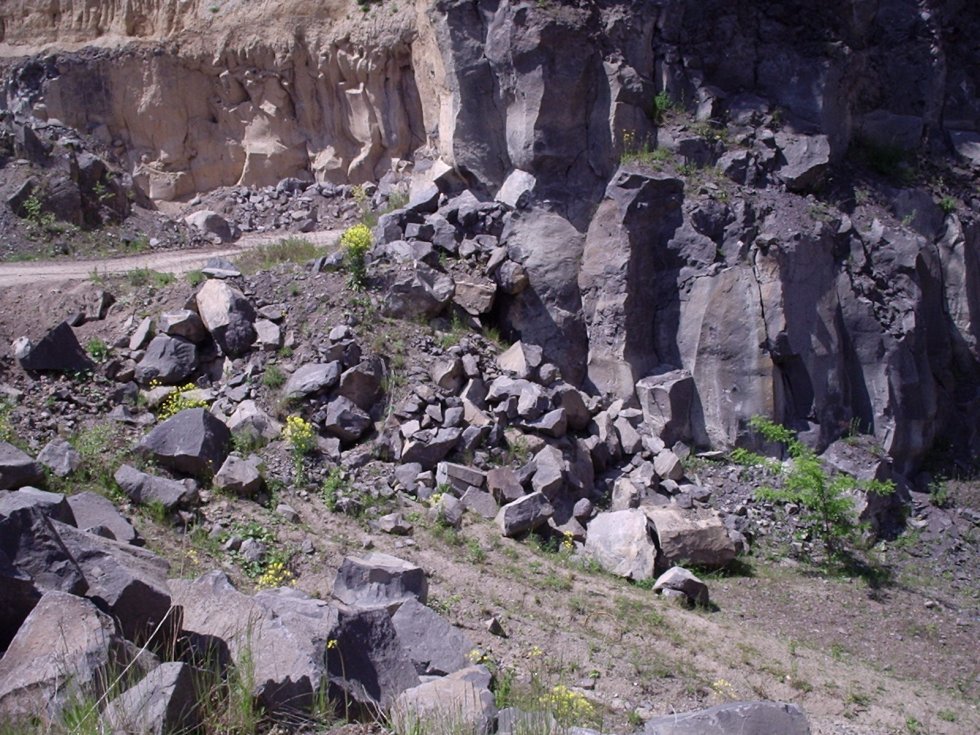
0, 229, 343, 287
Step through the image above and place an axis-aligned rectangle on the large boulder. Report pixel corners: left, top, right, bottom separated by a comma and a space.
282, 362, 341, 400
400, 427, 463, 469
185, 209, 237, 242
321, 395, 373, 443
643, 700, 810, 735
0, 489, 86, 649
213, 453, 264, 497
327, 604, 421, 710
137, 407, 230, 478
52, 521, 172, 644
0, 591, 135, 723
114, 465, 197, 511
495, 492, 554, 537
644, 508, 736, 571
774, 132, 831, 192
134, 335, 198, 386
36, 439, 82, 478
170, 571, 328, 714
383, 262, 456, 319
391, 668, 496, 735
14, 322, 94, 373
331, 553, 428, 612
391, 598, 473, 676
0, 442, 44, 490
195, 279, 257, 357
584, 509, 658, 581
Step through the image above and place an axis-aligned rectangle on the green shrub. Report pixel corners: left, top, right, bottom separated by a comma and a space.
85, 338, 109, 362
341, 223, 373, 289
748, 416, 894, 558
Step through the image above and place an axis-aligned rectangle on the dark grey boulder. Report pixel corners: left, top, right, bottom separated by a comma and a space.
4, 487, 75, 524
137, 407, 230, 478
52, 521, 173, 644
282, 361, 341, 400
0, 549, 40, 652
212, 453, 264, 497
101, 662, 200, 735
36, 438, 82, 478
195, 280, 256, 357
643, 700, 810, 735
391, 598, 473, 676
328, 605, 421, 710
114, 465, 197, 511
399, 427, 462, 469
0, 492, 87, 599
159, 309, 208, 342
495, 492, 554, 537
382, 262, 455, 319
0, 442, 44, 490
321, 395, 373, 443
652, 566, 710, 607
14, 322, 94, 373
338, 360, 384, 412
66, 491, 140, 545
134, 334, 198, 386
332, 552, 428, 611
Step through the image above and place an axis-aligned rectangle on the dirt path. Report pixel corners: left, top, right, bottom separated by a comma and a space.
0, 229, 343, 287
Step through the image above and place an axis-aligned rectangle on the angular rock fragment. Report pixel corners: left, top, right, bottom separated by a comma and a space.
14, 322, 94, 373
135, 334, 198, 386
652, 565, 710, 606
283, 362, 341, 400
332, 553, 428, 611
391, 598, 473, 676
53, 521, 173, 643
0, 591, 135, 723
644, 507, 736, 570
101, 662, 200, 735
36, 439, 82, 478
66, 491, 140, 545
137, 407, 230, 478
584, 509, 657, 581
0, 442, 44, 490
195, 279, 257, 356
213, 453, 264, 497
643, 700, 810, 735
114, 465, 197, 511
496, 492, 554, 537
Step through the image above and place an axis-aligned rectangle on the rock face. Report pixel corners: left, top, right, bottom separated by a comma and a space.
2, 0, 977, 470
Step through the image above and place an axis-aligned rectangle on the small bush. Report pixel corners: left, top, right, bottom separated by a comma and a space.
262, 365, 285, 389
85, 338, 109, 362
748, 416, 894, 558
157, 383, 209, 419
341, 223, 373, 289
126, 268, 175, 289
